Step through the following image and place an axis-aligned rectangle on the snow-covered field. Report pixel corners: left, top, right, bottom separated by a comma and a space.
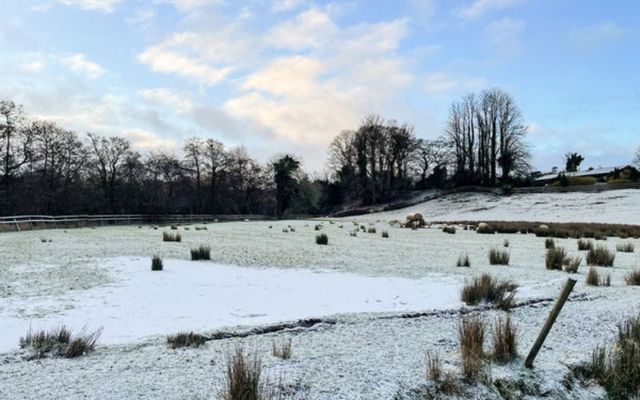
2, 190, 640, 399
373, 188, 640, 224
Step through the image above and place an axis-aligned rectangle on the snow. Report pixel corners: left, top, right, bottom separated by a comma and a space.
2, 190, 640, 399
371, 189, 640, 224
0, 257, 459, 352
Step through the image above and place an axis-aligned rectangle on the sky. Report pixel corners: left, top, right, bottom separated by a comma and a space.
0, 0, 638, 174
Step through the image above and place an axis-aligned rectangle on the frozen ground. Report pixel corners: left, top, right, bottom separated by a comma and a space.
371, 188, 640, 224
2, 191, 640, 399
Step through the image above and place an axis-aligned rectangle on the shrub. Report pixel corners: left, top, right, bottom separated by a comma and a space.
461, 274, 517, 309
426, 350, 441, 380
617, 242, 635, 253
578, 239, 593, 251
563, 255, 582, 273
221, 348, 273, 400
459, 316, 486, 380
162, 231, 182, 242
20, 326, 101, 359
151, 255, 163, 271
488, 248, 510, 265
381, 231, 389, 238
315, 233, 328, 245
625, 269, 640, 286
587, 245, 616, 267
190, 245, 211, 260
367, 227, 377, 234
457, 254, 471, 267
492, 316, 518, 363
585, 314, 640, 399
545, 247, 567, 270
167, 332, 207, 349
442, 226, 456, 234
545, 238, 555, 249
271, 338, 292, 359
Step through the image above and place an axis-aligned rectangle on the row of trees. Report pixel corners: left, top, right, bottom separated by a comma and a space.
0, 100, 308, 216
1, 88, 533, 216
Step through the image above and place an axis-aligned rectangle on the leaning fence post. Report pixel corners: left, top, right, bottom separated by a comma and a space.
524, 277, 577, 368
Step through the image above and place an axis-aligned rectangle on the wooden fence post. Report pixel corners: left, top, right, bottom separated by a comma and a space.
524, 277, 577, 368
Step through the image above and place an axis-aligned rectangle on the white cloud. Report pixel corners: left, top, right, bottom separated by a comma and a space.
484, 17, 525, 56
242, 56, 324, 97
138, 88, 195, 113
57, 0, 122, 13
124, 129, 180, 152
20, 61, 47, 74
127, 7, 156, 28
456, 0, 524, 19
160, 0, 221, 12
270, 0, 306, 13
137, 46, 232, 85
61, 54, 106, 79
266, 8, 337, 50
569, 22, 626, 50
423, 72, 485, 95
30, 3, 54, 13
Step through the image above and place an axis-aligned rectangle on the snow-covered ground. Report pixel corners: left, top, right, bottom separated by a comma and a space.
2, 191, 640, 399
372, 189, 640, 224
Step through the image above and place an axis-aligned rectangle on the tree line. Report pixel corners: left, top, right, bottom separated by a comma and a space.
0, 88, 532, 217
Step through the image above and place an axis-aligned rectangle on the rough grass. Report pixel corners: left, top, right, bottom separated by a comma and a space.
492, 316, 518, 363
442, 226, 456, 234
441, 220, 640, 240
167, 332, 208, 349
545, 238, 555, 249
459, 316, 486, 380
271, 338, 292, 360
586, 245, 616, 267
624, 269, 640, 286
20, 326, 101, 359
151, 255, 163, 271
461, 274, 517, 310
578, 239, 593, 251
563, 255, 582, 273
315, 233, 329, 245
488, 248, 510, 265
220, 348, 276, 400
367, 227, 377, 234
545, 247, 567, 270
585, 314, 640, 399
457, 253, 471, 267
162, 231, 182, 242
616, 242, 635, 253
425, 350, 441, 380
586, 267, 611, 287
190, 245, 211, 260
503, 239, 509, 248
381, 230, 390, 238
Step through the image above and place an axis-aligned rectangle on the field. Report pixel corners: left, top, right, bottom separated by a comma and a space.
2, 191, 640, 399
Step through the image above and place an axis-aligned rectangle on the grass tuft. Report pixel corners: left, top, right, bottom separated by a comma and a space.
545, 247, 567, 270
563, 255, 582, 273
488, 248, 510, 265
151, 255, 163, 271
315, 233, 329, 245
616, 242, 635, 253
442, 226, 456, 234
578, 239, 593, 251
20, 326, 101, 359
624, 269, 640, 286
381, 231, 389, 238
190, 245, 211, 260
457, 253, 471, 267
586, 245, 616, 267
459, 315, 486, 380
492, 316, 518, 363
163, 231, 182, 242
461, 273, 517, 310
220, 348, 275, 400
586, 267, 611, 286
426, 350, 441, 380
167, 332, 207, 349
271, 338, 292, 360
545, 238, 555, 249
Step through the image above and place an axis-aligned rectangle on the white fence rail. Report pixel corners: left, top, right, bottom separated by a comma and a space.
0, 214, 267, 232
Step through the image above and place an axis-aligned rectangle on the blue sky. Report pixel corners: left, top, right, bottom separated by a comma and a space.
1, 0, 638, 173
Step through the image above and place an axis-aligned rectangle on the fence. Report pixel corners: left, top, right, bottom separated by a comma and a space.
0, 214, 268, 233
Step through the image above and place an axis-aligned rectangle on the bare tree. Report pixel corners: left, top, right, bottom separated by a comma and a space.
0, 100, 32, 188
87, 133, 131, 212
183, 137, 206, 211
203, 138, 226, 212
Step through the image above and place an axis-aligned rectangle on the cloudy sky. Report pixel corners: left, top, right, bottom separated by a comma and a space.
1, 0, 638, 173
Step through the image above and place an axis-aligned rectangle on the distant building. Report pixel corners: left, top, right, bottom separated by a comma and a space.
535, 165, 638, 185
